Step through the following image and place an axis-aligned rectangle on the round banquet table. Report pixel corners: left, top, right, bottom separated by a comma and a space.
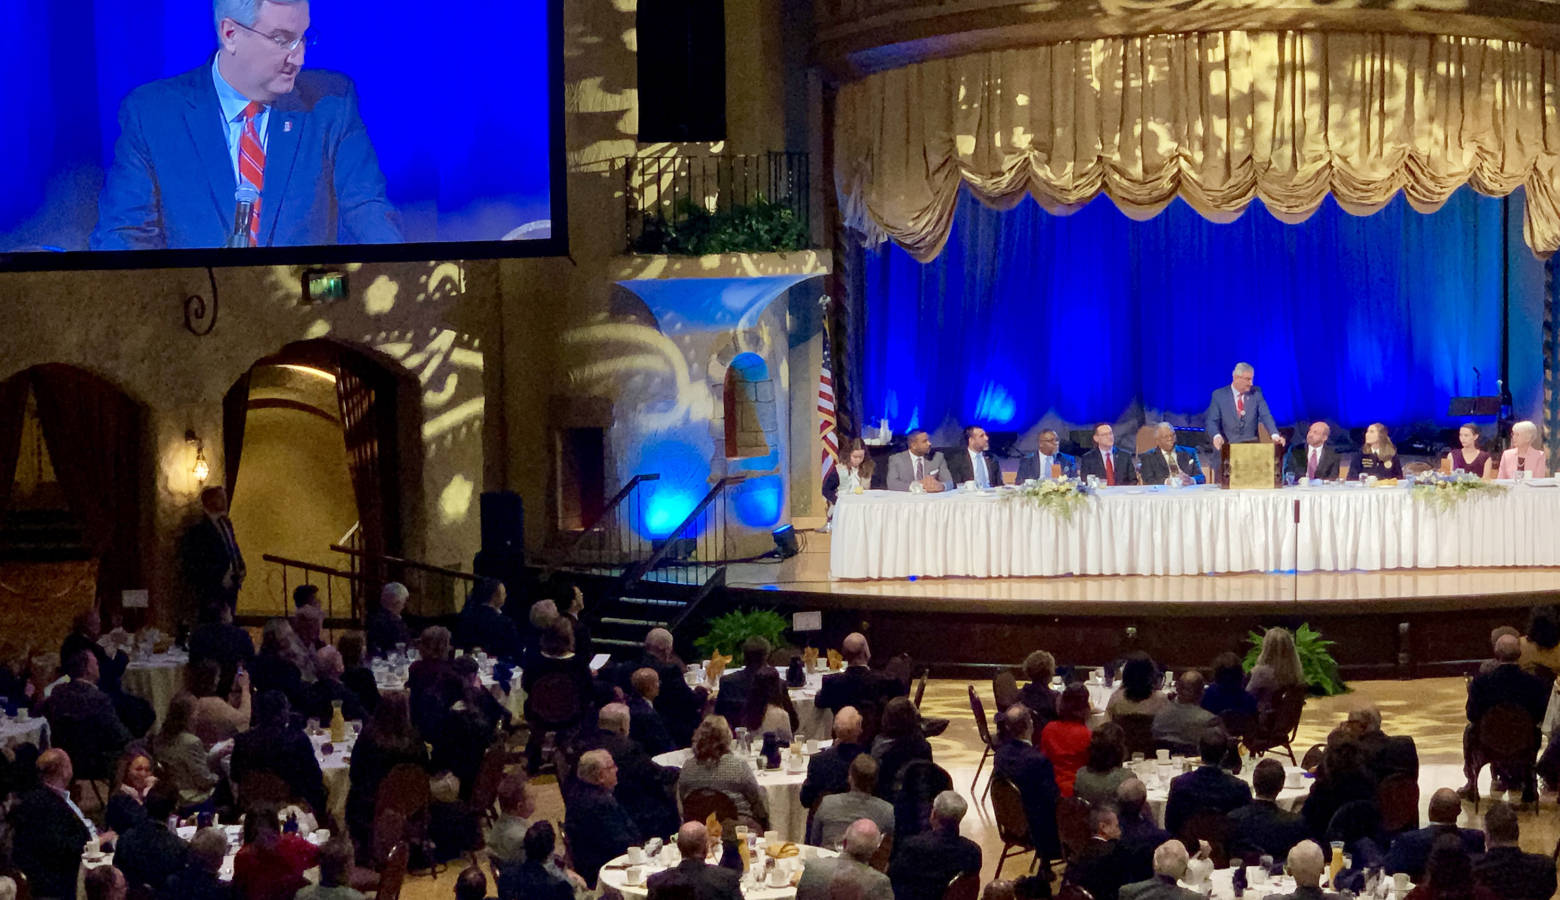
309, 728, 357, 827
370, 658, 525, 720
79, 823, 324, 900
0, 713, 48, 751
122, 651, 189, 728
598, 843, 836, 899
653, 743, 833, 844
691, 665, 834, 739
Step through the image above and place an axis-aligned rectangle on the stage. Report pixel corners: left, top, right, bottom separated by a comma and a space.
723, 528, 1560, 680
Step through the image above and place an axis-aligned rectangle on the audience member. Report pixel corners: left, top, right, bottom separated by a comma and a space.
230, 690, 328, 817
1118, 840, 1202, 900
676, 716, 769, 829
870, 696, 933, 799
83, 866, 127, 900
802, 706, 867, 808
1153, 672, 1217, 753
106, 747, 157, 834
60, 608, 129, 698
815, 633, 905, 721
365, 583, 414, 660
187, 602, 255, 695
454, 867, 492, 900
1108, 654, 1169, 721
293, 837, 363, 900
890, 790, 981, 900
1116, 778, 1172, 885
188, 658, 251, 747
115, 783, 189, 892
1248, 628, 1306, 711
1406, 836, 1498, 900
591, 702, 680, 840
1385, 788, 1486, 880
647, 822, 742, 900
627, 667, 675, 756
739, 667, 798, 744
1017, 650, 1059, 731
1343, 703, 1419, 782
160, 827, 231, 900
10, 749, 108, 900
811, 754, 895, 848
1199, 653, 1257, 721
796, 819, 893, 900
1462, 635, 1546, 803
345, 691, 429, 854
230, 803, 318, 900
292, 584, 321, 610
1074, 722, 1132, 806
1066, 805, 1131, 900
1040, 683, 1092, 796
304, 646, 368, 724
336, 632, 381, 717
1227, 759, 1310, 860
634, 628, 707, 746
41, 649, 133, 778
1261, 841, 1338, 900
497, 822, 574, 900
249, 620, 306, 709
484, 774, 535, 867
291, 605, 326, 660
456, 578, 523, 662
1301, 739, 1379, 843
713, 636, 775, 724
1479, 627, 1521, 676
153, 692, 222, 810
519, 618, 593, 769
564, 750, 642, 888
1163, 729, 1252, 836
553, 579, 595, 662
429, 658, 501, 803
1471, 801, 1554, 900
994, 704, 1061, 865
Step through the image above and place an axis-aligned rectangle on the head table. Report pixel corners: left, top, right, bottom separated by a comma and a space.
829, 480, 1560, 580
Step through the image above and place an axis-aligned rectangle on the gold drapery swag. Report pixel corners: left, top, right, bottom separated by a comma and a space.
834, 31, 1560, 260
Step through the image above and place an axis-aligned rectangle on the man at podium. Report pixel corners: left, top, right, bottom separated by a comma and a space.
1206, 362, 1285, 451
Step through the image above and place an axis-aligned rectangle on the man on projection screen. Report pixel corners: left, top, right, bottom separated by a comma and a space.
90, 0, 404, 251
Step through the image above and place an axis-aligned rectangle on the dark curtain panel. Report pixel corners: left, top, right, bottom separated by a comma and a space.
28, 365, 145, 611
222, 370, 251, 499
0, 376, 30, 521
335, 354, 402, 579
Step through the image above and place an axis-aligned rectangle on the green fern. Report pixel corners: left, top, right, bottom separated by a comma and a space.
632, 195, 809, 255
1241, 623, 1347, 696
693, 608, 790, 659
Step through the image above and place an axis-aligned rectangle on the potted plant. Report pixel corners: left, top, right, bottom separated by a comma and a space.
694, 608, 790, 659
1242, 623, 1347, 696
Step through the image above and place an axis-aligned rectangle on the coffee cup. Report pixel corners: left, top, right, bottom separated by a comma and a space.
314, 829, 331, 843
805, 739, 819, 755
626, 866, 644, 885
768, 867, 788, 887
1393, 873, 1410, 893
627, 846, 646, 864
765, 830, 779, 845
1156, 749, 1170, 762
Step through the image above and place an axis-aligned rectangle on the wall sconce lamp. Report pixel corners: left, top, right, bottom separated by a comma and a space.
186, 429, 210, 483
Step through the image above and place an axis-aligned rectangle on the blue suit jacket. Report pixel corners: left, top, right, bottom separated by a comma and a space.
1205, 385, 1278, 445
92, 60, 402, 250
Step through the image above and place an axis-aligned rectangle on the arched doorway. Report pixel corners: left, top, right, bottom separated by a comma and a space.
223, 340, 422, 618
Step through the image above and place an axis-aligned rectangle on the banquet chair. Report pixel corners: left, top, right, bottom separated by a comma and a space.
1115, 714, 1155, 759
1054, 796, 1091, 862
1468, 703, 1540, 810
870, 833, 893, 872
1244, 687, 1307, 764
1178, 810, 1231, 867
680, 788, 740, 825
943, 871, 981, 900
993, 672, 1020, 714
1377, 773, 1420, 834
989, 774, 1038, 875
374, 764, 441, 876
237, 770, 294, 809
914, 669, 929, 709
371, 843, 408, 900
1300, 743, 1326, 772
1055, 885, 1095, 900
468, 745, 520, 827
1, 869, 29, 900
968, 686, 996, 801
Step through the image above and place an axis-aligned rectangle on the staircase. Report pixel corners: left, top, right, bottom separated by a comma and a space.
590, 568, 725, 654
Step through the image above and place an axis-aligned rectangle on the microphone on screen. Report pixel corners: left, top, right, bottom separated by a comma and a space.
227, 183, 260, 248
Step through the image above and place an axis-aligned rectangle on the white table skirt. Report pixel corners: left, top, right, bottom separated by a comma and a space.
829, 482, 1560, 579
123, 653, 188, 728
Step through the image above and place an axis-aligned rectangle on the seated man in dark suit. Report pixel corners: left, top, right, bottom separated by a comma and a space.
41, 650, 133, 780
1384, 788, 1485, 879
159, 827, 232, 900
497, 822, 574, 900
945, 425, 1003, 489
815, 633, 905, 721
1116, 778, 1172, 885
801, 707, 867, 809
1016, 429, 1078, 482
455, 578, 524, 663
1077, 422, 1140, 486
591, 704, 680, 840
1284, 422, 1344, 482
1139, 423, 1205, 486
228, 690, 328, 817
1065, 806, 1131, 900
1261, 841, 1339, 900
1461, 634, 1548, 803
9, 749, 102, 900
1343, 704, 1419, 783
631, 628, 708, 747
114, 783, 189, 892
889, 790, 981, 900
60, 608, 129, 697
1118, 839, 1203, 900
713, 636, 774, 725
628, 668, 676, 757
993, 704, 1061, 866
1473, 801, 1555, 900
302, 646, 368, 724
1163, 729, 1252, 837
648, 821, 742, 900
1227, 759, 1310, 861
562, 750, 642, 889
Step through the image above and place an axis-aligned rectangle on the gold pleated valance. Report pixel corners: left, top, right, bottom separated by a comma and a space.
834, 31, 1560, 259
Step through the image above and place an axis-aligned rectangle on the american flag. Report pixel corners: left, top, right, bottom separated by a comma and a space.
818, 328, 839, 480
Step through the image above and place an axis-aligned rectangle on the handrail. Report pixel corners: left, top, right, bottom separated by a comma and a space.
667, 565, 726, 635
623, 475, 746, 586
327, 545, 480, 583
559, 473, 661, 559
260, 553, 368, 622
261, 553, 361, 581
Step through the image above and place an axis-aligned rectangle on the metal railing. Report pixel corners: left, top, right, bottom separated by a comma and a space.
623, 476, 745, 588
257, 554, 367, 625
553, 473, 661, 572
328, 544, 478, 615
623, 152, 811, 252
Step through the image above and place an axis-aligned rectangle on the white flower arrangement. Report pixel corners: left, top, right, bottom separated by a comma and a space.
1410, 469, 1508, 511
1005, 477, 1095, 521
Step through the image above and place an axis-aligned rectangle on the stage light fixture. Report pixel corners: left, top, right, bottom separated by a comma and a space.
772, 524, 799, 559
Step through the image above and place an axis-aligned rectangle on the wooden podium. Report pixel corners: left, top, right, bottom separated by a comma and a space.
1227, 442, 1276, 489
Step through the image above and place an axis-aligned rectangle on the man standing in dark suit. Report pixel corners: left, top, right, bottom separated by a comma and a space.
563, 750, 643, 888
1139, 423, 1205, 485
41, 651, 133, 779
713, 636, 774, 724
1163, 730, 1252, 836
1385, 788, 1485, 879
945, 426, 1004, 489
10, 749, 105, 900
1473, 801, 1555, 900
184, 487, 245, 614
1205, 362, 1285, 452
1461, 634, 1548, 803
1077, 423, 1140, 486
994, 704, 1061, 865
815, 634, 905, 722
648, 822, 742, 900
1017, 429, 1078, 482
1227, 759, 1310, 861
1284, 422, 1343, 482
889, 790, 982, 900
802, 707, 867, 808
1065, 806, 1131, 900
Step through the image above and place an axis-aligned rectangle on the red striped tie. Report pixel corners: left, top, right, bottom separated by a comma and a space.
238, 101, 266, 246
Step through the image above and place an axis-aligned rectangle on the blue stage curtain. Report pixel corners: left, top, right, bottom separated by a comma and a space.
862, 187, 1506, 435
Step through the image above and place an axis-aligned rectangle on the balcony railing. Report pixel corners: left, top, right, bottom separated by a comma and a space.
623, 152, 811, 254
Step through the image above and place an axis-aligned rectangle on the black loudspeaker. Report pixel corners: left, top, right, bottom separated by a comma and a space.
479, 491, 525, 559
636, 0, 726, 142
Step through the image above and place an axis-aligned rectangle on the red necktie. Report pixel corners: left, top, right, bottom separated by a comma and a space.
1236, 392, 1246, 416
1104, 452, 1116, 486
239, 101, 266, 246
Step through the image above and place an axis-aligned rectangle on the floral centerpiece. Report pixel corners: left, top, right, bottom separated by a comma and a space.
1410, 469, 1508, 511
1005, 477, 1095, 521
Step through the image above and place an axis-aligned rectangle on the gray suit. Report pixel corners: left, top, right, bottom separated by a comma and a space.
809, 790, 896, 848
1119, 876, 1204, 900
886, 450, 954, 492
1205, 385, 1278, 445
797, 856, 893, 900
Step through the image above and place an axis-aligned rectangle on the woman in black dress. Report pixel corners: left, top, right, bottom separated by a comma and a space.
1355, 422, 1405, 480
1447, 423, 1493, 478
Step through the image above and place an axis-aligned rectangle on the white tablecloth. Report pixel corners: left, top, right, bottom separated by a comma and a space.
310, 729, 356, 827
0, 715, 48, 750
123, 652, 188, 728
598, 845, 834, 899
830, 482, 1560, 579
654, 744, 832, 844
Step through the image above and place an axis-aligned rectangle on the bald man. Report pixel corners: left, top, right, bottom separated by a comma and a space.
1118, 840, 1202, 900
647, 822, 741, 900
802, 706, 867, 808
628, 627, 706, 746
1386, 788, 1486, 880
13, 749, 108, 899
796, 819, 893, 900
1284, 422, 1342, 482
1260, 841, 1338, 900
1462, 634, 1547, 804
1138, 423, 1204, 486
816, 633, 905, 720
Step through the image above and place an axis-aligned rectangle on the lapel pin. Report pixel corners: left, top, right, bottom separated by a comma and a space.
284, 120, 293, 133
